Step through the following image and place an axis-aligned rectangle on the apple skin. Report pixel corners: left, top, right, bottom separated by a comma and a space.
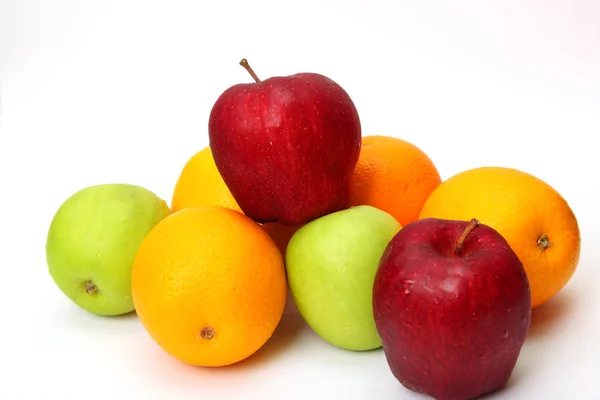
286, 205, 402, 351
46, 184, 172, 316
208, 67, 361, 226
372, 218, 531, 400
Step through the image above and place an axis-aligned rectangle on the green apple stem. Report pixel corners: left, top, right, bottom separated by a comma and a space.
84, 280, 97, 294
239, 58, 261, 83
454, 218, 480, 256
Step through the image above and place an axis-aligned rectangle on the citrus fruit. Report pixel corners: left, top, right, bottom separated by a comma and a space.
418, 166, 580, 308
349, 135, 442, 227
131, 206, 287, 367
171, 146, 242, 213
46, 183, 171, 316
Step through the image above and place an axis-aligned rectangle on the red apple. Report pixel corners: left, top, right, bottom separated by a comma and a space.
372, 217, 531, 400
208, 59, 362, 226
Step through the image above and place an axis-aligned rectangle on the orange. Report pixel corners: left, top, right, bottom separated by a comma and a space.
349, 135, 442, 227
171, 146, 242, 213
131, 206, 287, 367
418, 166, 580, 308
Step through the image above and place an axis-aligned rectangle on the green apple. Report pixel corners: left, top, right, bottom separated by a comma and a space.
46, 183, 171, 316
285, 205, 402, 351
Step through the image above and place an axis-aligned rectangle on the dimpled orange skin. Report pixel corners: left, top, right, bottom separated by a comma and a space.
171, 147, 242, 213
418, 166, 580, 308
349, 135, 442, 227
131, 206, 287, 367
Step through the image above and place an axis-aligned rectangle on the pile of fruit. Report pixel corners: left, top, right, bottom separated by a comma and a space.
46, 59, 581, 400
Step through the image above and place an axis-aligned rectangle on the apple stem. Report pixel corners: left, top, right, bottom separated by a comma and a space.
84, 280, 98, 294
454, 218, 480, 255
239, 58, 261, 83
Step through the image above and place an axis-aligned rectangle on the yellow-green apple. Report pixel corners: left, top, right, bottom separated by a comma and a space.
208, 59, 362, 226
46, 184, 171, 316
286, 205, 401, 351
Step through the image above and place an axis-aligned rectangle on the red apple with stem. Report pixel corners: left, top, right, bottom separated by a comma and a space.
373, 217, 531, 400
208, 59, 362, 226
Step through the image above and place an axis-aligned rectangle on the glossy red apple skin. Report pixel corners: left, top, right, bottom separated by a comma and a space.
208, 71, 361, 226
372, 218, 531, 400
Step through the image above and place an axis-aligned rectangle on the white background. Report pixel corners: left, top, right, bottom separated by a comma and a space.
1, 0, 599, 399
